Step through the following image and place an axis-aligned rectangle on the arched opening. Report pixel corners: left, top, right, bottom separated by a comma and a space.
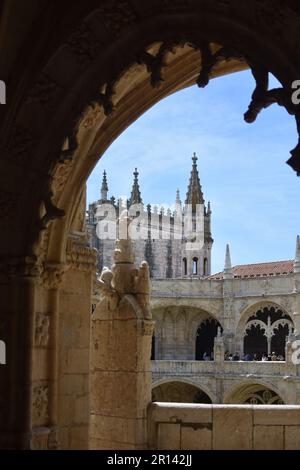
192, 257, 198, 275
182, 258, 187, 275
151, 334, 155, 360
3, 0, 300, 451
226, 382, 285, 405
195, 318, 222, 360
243, 305, 293, 359
152, 381, 212, 404
203, 257, 208, 276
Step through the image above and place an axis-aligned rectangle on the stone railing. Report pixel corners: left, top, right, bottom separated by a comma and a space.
152, 359, 299, 381
148, 402, 300, 450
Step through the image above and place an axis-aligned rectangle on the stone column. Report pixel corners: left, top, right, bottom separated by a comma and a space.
90, 214, 154, 449
0, 256, 40, 449
214, 327, 225, 363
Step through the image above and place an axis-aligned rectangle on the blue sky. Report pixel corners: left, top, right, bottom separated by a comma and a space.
87, 69, 300, 274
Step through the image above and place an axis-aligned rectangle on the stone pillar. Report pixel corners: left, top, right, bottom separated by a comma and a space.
90, 214, 154, 450
214, 327, 225, 363
0, 256, 40, 449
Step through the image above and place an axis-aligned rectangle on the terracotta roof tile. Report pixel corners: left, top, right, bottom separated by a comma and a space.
210, 260, 294, 280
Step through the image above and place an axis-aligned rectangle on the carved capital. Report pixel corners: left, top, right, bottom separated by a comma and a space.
40, 264, 67, 290
66, 238, 97, 272
30, 427, 50, 450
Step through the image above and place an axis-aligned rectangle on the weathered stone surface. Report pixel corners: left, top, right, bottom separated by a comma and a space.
253, 425, 284, 450
181, 424, 212, 450
285, 426, 300, 450
157, 423, 181, 450
212, 406, 253, 450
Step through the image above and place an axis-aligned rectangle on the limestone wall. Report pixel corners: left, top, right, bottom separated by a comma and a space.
148, 403, 300, 450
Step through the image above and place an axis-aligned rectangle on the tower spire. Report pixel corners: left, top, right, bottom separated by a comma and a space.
129, 168, 143, 206
224, 244, 233, 279
294, 235, 300, 273
101, 170, 108, 201
185, 152, 204, 208
175, 189, 181, 207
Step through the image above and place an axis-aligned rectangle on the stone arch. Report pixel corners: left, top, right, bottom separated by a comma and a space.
224, 380, 286, 405
2, 0, 300, 450
4, 2, 300, 262
236, 300, 294, 357
152, 378, 215, 404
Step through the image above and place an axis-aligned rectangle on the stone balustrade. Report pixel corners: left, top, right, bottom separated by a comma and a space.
152, 359, 299, 380
148, 402, 300, 449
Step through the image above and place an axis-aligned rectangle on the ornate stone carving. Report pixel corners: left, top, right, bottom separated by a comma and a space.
52, 159, 74, 194
35, 313, 50, 347
41, 264, 67, 290
30, 427, 50, 450
6, 125, 38, 166
32, 385, 49, 425
137, 41, 177, 88
97, 0, 137, 38
66, 238, 97, 272
97, 267, 119, 311
67, 22, 103, 65
39, 188, 65, 231
48, 427, 60, 450
96, 211, 152, 318
82, 104, 102, 128
26, 73, 61, 111
133, 261, 151, 318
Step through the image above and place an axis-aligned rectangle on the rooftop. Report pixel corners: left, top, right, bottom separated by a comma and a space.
209, 260, 294, 279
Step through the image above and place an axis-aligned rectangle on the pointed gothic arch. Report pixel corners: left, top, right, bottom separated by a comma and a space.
1, 0, 300, 450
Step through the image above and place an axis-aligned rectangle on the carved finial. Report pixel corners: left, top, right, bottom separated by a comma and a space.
101, 170, 108, 201
185, 152, 204, 208
224, 244, 233, 279
294, 235, 300, 273
175, 189, 181, 206
114, 210, 135, 264
129, 167, 143, 206
207, 201, 211, 215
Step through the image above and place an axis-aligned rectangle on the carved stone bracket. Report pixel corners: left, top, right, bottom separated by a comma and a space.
137, 41, 177, 88
39, 187, 65, 232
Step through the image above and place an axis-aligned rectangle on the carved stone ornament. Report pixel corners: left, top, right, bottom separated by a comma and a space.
35, 313, 50, 347
66, 238, 98, 272
96, 266, 119, 311
40, 264, 68, 290
32, 385, 49, 425
30, 427, 50, 451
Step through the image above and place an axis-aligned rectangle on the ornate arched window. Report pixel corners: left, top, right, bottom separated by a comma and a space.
243, 305, 294, 359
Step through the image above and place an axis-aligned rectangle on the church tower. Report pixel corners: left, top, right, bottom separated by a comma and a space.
182, 152, 213, 277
